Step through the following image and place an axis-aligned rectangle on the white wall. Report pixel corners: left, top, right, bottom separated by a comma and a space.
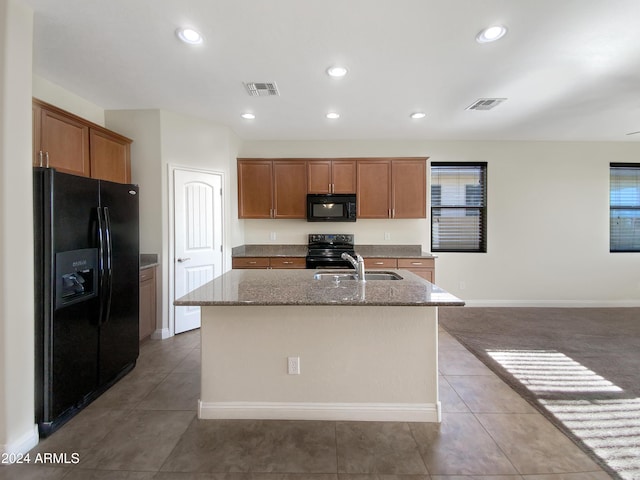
0, 0, 38, 456
106, 109, 241, 337
33, 75, 105, 126
239, 140, 640, 305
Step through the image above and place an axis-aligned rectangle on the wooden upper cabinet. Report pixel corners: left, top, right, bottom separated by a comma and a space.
307, 160, 332, 193
238, 157, 425, 220
392, 159, 426, 218
357, 159, 392, 218
307, 159, 356, 194
273, 160, 307, 218
332, 160, 356, 193
90, 129, 131, 183
38, 106, 91, 177
238, 159, 273, 218
33, 99, 132, 183
237, 159, 307, 219
357, 158, 426, 219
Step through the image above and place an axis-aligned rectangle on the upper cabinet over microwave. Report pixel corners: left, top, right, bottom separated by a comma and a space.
236, 157, 427, 220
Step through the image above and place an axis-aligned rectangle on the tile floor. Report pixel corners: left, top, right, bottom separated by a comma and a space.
1, 327, 614, 479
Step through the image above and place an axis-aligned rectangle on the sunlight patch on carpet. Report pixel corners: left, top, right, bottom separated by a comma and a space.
486, 349, 622, 393
487, 349, 640, 480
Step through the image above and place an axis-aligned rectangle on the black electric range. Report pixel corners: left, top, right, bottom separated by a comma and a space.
305, 233, 355, 269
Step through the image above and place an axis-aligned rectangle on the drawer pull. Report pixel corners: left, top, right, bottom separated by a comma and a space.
248, 261, 257, 264
411, 262, 423, 265
374, 261, 384, 265
283, 261, 293, 264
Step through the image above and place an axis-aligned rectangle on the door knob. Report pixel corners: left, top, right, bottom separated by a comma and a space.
177, 257, 191, 263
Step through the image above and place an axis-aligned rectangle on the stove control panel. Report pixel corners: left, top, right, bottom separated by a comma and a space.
308, 233, 354, 246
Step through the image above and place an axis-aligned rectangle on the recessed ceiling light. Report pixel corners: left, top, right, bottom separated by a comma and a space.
241, 113, 255, 120
476, 25, 507, 43
326, 66, 348, 77
326, 112, 340, 119
410, 112, 426, 119
176, 27, 204, 45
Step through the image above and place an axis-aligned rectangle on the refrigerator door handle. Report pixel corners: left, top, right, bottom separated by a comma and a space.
96, 207, 107, 324
103, 207, 113, 324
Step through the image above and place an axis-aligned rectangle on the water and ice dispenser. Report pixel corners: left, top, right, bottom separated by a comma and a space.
55, 248, 98, 309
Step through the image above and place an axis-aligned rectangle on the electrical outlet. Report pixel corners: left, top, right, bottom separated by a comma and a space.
269, 232, 277, 241
384, 232, 391, 240
287, 356, 300, 375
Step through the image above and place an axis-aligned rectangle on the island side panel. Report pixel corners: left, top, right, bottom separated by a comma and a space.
199, 305, 440, 422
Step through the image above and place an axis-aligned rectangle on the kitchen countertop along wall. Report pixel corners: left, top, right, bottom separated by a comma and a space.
140, 253, 159, 270
231, 244, 436, 259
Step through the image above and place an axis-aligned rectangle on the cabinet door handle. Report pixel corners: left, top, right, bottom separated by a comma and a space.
177, 257, 191, 263
38, 151, 44, 167
392, 208, 395, 218
45, 152, 50, 168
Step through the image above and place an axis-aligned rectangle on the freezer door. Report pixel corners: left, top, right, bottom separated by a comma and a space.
98, 180, 140, 385
33, 169, 101, 430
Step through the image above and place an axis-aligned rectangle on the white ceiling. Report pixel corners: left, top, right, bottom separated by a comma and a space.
18, 0, 640, 142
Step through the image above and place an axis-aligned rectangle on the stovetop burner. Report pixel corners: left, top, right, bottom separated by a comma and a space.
306, 234, 355, 269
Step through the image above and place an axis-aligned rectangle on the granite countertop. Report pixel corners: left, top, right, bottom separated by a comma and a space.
174, 269, 463, 307
140, 253, 159, 270
231, 244, 435, 259
355, 245, 436, 258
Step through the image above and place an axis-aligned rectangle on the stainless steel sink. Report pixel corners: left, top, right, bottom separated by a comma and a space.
313, 271, 403, 281
363, 272, 403, 280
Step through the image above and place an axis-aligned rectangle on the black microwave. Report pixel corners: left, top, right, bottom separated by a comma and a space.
307, 194, 356, 222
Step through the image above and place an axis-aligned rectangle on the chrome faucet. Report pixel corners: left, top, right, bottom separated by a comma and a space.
341, 252, 366, 282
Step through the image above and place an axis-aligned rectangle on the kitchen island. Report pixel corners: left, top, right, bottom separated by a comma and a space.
175, 269, 464, 422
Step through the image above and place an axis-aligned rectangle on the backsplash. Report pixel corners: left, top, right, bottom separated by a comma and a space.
242, 218, 430, 248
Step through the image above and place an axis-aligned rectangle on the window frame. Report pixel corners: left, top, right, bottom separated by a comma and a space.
430, 161, 487, 253
610, 162, 640, 253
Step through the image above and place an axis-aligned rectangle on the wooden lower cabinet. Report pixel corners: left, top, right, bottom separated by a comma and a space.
363, 258, 397, 269
269, 257, 306, 269
398, 258, 435, 283
232, 257, 306, 269
139, 267, 157, 341
365, 257, 435, 283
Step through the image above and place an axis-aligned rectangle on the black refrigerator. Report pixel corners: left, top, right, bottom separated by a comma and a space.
33, 167, 140, 437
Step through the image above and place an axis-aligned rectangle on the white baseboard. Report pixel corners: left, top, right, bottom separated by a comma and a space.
0, 425, 38, 464
463, 299, 640, 308
198, 401, 441, 423
151, 328, 172, 340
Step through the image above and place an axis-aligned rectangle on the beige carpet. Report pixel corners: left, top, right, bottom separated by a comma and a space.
439, 307, 640, 480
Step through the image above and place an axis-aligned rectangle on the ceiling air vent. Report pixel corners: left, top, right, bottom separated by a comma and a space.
244, 82, 280, 97
466, 98, 507, 111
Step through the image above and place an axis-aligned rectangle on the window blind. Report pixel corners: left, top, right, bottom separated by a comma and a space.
431, 162, 487, 252
610, 163, 640, 252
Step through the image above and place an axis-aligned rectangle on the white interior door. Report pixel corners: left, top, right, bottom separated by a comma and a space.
174, 168, 223, 334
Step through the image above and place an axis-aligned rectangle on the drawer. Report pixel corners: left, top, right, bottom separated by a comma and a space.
398, 258, 435, 269
139, 267, 155, 282
269, 257, 306, 269
232, 257, 270, 269
364, 258, 397, 268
